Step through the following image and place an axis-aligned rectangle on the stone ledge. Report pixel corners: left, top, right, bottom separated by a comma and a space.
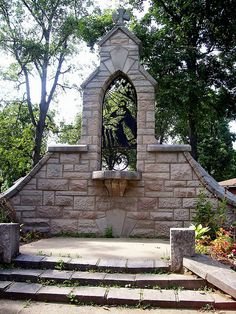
47, 145, 88, 153
92, 170, 141, 181
147, 144, 192, 152
183, 254, 236, 299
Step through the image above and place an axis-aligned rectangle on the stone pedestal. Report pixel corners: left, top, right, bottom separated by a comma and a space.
170, 228, 195, 273
0, 223, 20, 263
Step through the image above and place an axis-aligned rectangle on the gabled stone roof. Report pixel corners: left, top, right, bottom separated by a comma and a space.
98, 25, 142, 47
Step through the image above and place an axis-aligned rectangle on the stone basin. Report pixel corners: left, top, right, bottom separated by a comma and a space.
92, 170, 141, 197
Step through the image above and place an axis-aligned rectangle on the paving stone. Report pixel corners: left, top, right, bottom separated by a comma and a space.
71, 271, 106, 285
103, 273, 135, 286
0, 281, 12, 292
135, 274, 169, 288
154, 260, 170, 269
107, 287, 141, 305
142, 289, 177, 307
40, 256, 72, 269
0, 268, 44, 282
68, 258, 100, 271
39, 269, 73, 282
177, 290, 214, 309
212, 292, 236, 310
126, 259, 154, 272
72, 286, 107, 305
4, 282, 42, 299
98, 259, 127, 271
207, 269, 236, 299
13, 254, 44, 268
36, 286, 73, 302
183, 255, 236, 299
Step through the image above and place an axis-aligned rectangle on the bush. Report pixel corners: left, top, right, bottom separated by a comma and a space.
193, 191, 227, 238
0, 198, 17, 223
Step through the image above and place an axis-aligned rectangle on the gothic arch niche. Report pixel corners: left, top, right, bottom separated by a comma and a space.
101, 73, 137, 171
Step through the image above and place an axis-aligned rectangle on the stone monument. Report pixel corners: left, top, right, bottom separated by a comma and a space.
1, 9, 235, 237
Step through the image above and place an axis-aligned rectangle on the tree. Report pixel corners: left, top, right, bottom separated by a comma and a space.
56, 113, 82, 144
0, 0, 92, 165
0, 102, 35, 191
129, 0, 236, 160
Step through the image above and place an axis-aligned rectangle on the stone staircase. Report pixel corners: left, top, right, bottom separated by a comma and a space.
0, 254, 236, 309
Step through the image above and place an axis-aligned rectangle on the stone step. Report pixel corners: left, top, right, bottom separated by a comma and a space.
13, 254, 169, 273
0, 268, 206, 289
1, 281, 236, 309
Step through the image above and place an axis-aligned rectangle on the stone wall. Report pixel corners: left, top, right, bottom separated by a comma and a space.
2, 145, 235, 238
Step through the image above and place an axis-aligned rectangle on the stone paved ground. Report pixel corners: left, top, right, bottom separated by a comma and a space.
0, 300, 235, 314
20, 238, 170, 260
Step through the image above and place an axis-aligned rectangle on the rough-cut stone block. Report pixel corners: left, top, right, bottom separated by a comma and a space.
174, 188, 196, 197
150, 211, 173, 221
37, 206, 63, 218
74, 197, 95, 211
171, 164, 193, 180
55, 196, 73, 206
155, 221, 183, 238
173, 209, 190, 221
145, 164, 170, 173
46, 164, 62, 178
60, 153, 80, 164
50, 219, 78, 234
21, 194, 42, 206
183, 198, 198, 208
122, 217, 137, 236
39, 269, 73, 282
37, 179, 69, 191
159, 198, 182, 209
43, 191, 55, 205
0, 224, 20, 263
145, 181, 164, 192
138, 198, 157, 211
170, 228, 195, 272
156, 153, 178, 163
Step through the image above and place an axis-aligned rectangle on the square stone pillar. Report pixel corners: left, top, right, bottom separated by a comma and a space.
0, 223, 20, 263
170, 228, 195, 273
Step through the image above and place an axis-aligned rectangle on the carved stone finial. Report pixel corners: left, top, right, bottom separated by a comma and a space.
112, 8, 130, 26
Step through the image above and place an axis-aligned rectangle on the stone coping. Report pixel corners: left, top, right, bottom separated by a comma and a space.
147, 144, 192, 152
92, 170, 141, 181
183, 254, 236, 299
47, 145, 88, 152
184, 152, 236, 207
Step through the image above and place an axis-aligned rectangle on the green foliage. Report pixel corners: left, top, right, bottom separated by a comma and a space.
193, 192, 227, 238
55, 259, 65, 271
210, 228, 234, 260
104, 226, 113, 238
57, 114, 82, 145
190, 224, 210, 240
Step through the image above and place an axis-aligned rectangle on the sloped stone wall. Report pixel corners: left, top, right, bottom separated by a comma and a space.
3, 145, 235, 238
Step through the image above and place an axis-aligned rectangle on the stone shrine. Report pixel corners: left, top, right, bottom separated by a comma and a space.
1, 10, 235, 237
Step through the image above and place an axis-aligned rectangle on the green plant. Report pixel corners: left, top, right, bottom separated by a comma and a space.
210, 228, 233, 261
55, 259, 65, 271
23, 299, 32, 309
104, 226, 113, 238
190, 224, 211, 240
193, 192, 227, 238
0, 199, 17, 223
67, 293, 78, 304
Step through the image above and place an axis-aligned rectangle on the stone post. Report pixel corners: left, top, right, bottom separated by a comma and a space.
0, 223, 20, 263
170, 228, 195, 273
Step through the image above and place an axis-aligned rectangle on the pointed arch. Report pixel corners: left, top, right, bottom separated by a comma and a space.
101, 71, 137, 171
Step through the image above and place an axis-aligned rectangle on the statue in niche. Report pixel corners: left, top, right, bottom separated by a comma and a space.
102, 76, 137, 171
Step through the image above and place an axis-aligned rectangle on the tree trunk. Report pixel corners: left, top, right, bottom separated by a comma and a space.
188, 112, 198, 160
32, 113, 46, 166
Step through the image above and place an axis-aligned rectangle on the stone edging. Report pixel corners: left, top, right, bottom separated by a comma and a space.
183, 254, 236, 299
147, 144, 192, 152
184, 152, 236, 207
0, 153, 53, 199
47, 145, 88, 152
